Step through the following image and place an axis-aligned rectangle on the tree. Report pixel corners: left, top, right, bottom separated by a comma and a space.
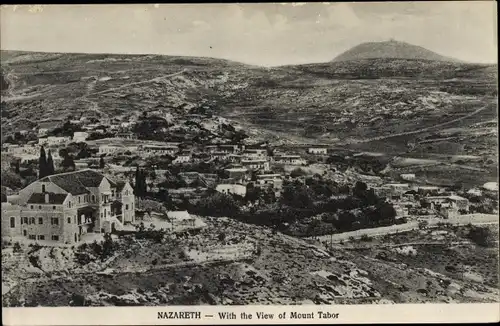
353, 181, 368, 198
467, 225, 495, 247
134, 167, 148, 198
195, 193, 240, 217
14, 160, 20, 174
38, 146, 48, 179
99, 156, 105, 169
46, 150, 55, 176
61, 154, 76, 171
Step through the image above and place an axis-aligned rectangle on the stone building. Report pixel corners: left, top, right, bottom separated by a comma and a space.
2, 169, 135, 244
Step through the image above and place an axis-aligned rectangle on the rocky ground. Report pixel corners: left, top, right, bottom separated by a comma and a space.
2, 217, 498, 306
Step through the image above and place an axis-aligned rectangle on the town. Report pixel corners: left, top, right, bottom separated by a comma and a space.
2, 110, 498, 246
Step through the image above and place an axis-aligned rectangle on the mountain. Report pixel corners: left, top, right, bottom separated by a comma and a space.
332, 40, 460, 63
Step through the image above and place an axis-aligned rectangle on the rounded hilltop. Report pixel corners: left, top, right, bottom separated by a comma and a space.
332, 39, 460, 63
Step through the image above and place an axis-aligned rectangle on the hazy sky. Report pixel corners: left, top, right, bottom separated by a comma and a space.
1, 2, 497, 66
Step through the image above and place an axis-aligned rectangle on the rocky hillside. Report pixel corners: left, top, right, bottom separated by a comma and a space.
1, 50, 497, 157
332, 40, 459, 63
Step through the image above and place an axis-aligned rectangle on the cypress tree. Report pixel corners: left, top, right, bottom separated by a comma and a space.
134, 166, 142, 197
47, 150, 55, 176
38, 146, 47, 179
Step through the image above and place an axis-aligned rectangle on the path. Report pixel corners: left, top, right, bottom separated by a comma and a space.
344, 106, 489, 144
85, 69, 188, 97
309, 214, 498, 244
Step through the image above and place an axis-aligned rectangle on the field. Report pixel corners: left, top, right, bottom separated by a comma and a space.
2, 217, 498, 306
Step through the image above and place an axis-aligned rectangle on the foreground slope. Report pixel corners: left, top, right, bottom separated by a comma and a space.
2, 217, 498, 306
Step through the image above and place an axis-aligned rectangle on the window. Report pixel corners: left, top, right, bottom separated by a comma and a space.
38, 217, 43, 225
67, 217, 71, 224
126, 204, 129, 210
53, 206, 56, 210
42, 185, 46, 192
38, 205, 41, 209
92, 195, 95, 202
28, 235, 36, 240
101, 213, 103, 218
51, 235, 59, 241
23, 217, 28, 224
104, 210, 107, 218
23, 230, 27, 236
30, 217, 35, 225
51, 218, 59, 225
38, 235, 45, 240
78, 197, 81, 204
10, 217, 15, 228
30, 205, 33, 209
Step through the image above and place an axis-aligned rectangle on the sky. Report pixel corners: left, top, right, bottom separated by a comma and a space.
0, 2, 497, 66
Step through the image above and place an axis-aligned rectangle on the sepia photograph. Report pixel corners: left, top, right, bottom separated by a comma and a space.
0, 2, 498, 324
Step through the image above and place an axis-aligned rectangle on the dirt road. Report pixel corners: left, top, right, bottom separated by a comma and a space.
309, 214, 498, 244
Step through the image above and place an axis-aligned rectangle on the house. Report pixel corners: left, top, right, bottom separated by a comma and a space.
39, 136, 72, 146
211, 152, 230, 161
216, 184, 247, 197
447, 195, 470, 211
427, 195, 469, 212
173, 153, 192, 164
400, 173, 416, 181
417, 186, 441, 196
2, 169, 135, 244
242, 149, 267, 159
255, 174, 284, 192
307, 147, 328, 155
272, 155, 307, 166
224, 168, 248, 183
140, 145, 178, 156
219, 144, 243, 154
73, 132, 90, 142
241, 159, 270, 171
166, 210, 196, 228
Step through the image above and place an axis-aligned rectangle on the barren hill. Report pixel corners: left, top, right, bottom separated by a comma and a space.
1, 50, 497, 184
332, 40, 459, 63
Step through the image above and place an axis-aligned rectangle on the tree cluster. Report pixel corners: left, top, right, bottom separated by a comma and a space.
38, 146, 55, 179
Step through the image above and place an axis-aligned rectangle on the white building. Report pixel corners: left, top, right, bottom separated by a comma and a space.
216, 184, 247, 197
241, 159, 270, 171
173, 154, 192, 164
39, 136, 72, 146
242, 149, 267, 159
307, 147, 328, 155
272, 155, 307, 166
140, 145, 178, 156
73, 132, 89, 142
400, 173, 416, 181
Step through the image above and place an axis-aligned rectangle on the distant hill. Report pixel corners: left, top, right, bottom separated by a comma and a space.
332, 40, 460, 63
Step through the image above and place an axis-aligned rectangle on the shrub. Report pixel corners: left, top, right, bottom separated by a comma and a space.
360, 234, 372, 242
467, 226, 495, 247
